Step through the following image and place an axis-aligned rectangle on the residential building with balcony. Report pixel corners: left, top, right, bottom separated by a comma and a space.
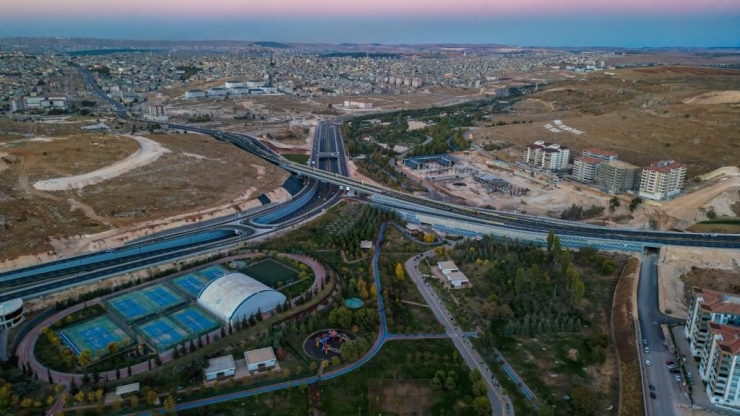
639, 160, 687, 200
697, 322, 740, 408
594, 160, 641, 193
686, 288, 740, 358
572, 156, 601, 183
523, 141, 570, 171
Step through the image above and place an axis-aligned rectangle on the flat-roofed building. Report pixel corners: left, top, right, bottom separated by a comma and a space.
185, 90, 206, 99
204, 355, 236, 381
115, 383, 140, 398
595, 160, 641, 193
245, 347, 276, 372
445, 271, 470, 288
437, 261, 459, 275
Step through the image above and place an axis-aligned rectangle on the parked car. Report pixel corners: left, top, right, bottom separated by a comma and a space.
675, 375, 682, 382
643, 339, 648, 345
646, 360, 651, 366
665, 360, 675, 366
670, 368, 680, 374
645, 347, 650, 354
650, 392, 657, 399
649, 384, 656, 391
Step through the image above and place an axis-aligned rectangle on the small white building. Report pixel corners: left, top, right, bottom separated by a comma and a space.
204, 355, 236, 381
245, 347, 276, 372
445, 271, 470, 288
115, 383, 140, 398
185, 90, 206, 99
437, 261, 459, 275
207, 87, 228, 97
360, 240, 374, 250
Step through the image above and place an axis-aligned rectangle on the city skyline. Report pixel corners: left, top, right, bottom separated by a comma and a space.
1, 0, 739, 47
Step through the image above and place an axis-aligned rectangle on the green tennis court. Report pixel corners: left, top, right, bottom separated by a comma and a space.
241, 258, 299, 288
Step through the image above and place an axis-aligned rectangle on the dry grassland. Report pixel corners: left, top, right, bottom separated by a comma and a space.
474, 68, 740, 179
0, 129, 286, 261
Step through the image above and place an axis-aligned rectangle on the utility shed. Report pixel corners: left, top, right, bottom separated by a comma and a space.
204, 355, 236, 381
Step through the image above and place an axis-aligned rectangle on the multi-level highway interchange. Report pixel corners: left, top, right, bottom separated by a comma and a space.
3, 64, 739, 416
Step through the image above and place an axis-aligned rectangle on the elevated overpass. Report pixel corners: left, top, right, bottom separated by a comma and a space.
283, 162, 740, 250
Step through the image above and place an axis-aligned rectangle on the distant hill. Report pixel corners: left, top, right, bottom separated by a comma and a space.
251, 41, 292, 49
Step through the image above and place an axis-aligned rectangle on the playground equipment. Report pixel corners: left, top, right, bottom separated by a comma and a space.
314, 330, 348, 355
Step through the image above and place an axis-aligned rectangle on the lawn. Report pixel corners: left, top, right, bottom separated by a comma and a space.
318, 339, 480, 416
242, 258, 299, 288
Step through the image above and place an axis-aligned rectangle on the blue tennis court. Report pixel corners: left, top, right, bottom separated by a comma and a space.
107, 284, 185, 322
170, 306, 220, 334
171, 273, 210, 298
136, 317, 190, 352
58, 316, 132, 357
144, 285, 180, 307
198, 265, 227, 280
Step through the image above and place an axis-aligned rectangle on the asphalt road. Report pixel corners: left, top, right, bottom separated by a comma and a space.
405, 251, 513, 416
638, 253, 687, 416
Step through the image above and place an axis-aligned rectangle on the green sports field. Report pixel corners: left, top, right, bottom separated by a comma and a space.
241, 258, 299, 288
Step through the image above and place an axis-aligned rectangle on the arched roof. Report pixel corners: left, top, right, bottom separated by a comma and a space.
197, 272, 284, 323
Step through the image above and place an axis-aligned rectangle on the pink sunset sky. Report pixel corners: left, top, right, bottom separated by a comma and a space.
2, 0, 738, 18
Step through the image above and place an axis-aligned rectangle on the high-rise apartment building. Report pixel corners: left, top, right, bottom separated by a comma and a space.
639, 160, 687, 200
523, 141, 570, 171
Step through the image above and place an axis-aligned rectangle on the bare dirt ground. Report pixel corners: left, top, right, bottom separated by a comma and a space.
458, 67, 740, 229
32, 135, 171, 191
658, 247, 740, 319
0, 128, 287, 267
684, 90, 740, 105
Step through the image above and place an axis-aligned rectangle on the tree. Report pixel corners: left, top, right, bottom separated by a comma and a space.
309, 361, 318, 372
546, 229, 555, 253
163, 395, 176, 414
444, 376, 456, 390
106, 342, 119, 356
423, 233, 436, 244
608, 196, 621, 214
130, 395, 139, 408
571, 386, 599, 415
112, 398, 122, 411
146, 390, 158, 405
394, 263, 405, 282
472, 379, 488, 397
472, 396, 492, 416
601, 259, 616, 275
629, 196, 643, 212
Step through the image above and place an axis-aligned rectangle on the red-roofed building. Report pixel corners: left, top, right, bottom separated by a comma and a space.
686, 288, 740, 357
639, 160, 687, 200
523, 140, 570, 170
572, 156, 601, 183
698, 322, 740, 406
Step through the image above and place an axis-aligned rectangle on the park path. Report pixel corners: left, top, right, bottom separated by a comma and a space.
14, 253, 324, 415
